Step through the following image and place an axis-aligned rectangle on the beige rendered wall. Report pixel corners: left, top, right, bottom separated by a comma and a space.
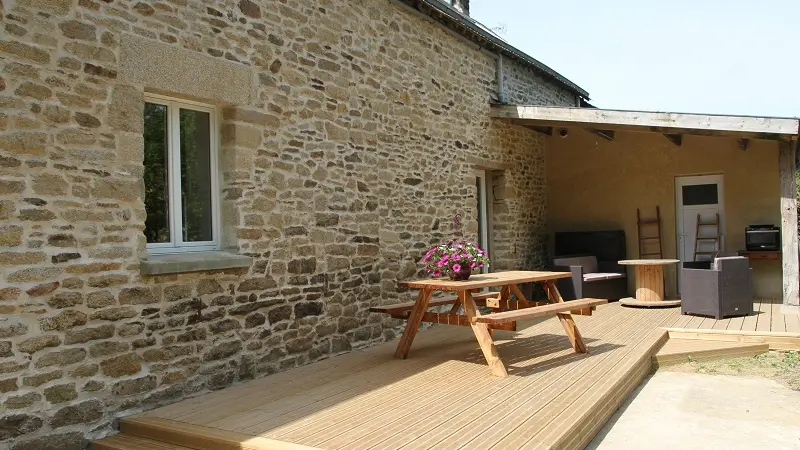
546, 129, 781, 299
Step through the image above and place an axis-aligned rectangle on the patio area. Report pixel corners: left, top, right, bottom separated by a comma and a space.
94, 302, 800, 450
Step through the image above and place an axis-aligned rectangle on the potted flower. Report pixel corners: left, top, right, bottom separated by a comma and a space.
422, 240, 490, 281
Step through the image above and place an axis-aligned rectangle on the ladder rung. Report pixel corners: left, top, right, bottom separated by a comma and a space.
640, 237, 660, 240
697, 223, 718, 226
641, 252, 662, 256
638, 220, 659, 225
695, 237, 718, 240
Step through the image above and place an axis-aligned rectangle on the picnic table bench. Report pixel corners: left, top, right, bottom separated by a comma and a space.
372, 270, 607, 377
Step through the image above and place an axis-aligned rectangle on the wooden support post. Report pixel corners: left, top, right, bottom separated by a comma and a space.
393, 288, 432, 359
460, 290, 508, 377
529, 126, 553, 136
779, 140, 800, 313
544, 281, 588, 353
587, 128, 615, 141
663, 134, 683, 146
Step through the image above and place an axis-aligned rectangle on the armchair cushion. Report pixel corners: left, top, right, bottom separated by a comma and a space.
553, 256, 598, 274
583, 273, 626, 282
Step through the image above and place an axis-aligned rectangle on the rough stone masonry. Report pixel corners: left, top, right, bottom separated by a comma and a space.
0, 0, 578, 447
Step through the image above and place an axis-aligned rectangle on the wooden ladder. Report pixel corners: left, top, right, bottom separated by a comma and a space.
637, 207, 663, 259
693, 213, 721, 261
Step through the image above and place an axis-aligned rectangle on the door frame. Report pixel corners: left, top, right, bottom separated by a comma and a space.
475, 171, 490, 274
675, 173, 725, 291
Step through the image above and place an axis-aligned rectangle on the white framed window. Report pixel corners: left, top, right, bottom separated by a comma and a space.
143, 94, 220, 254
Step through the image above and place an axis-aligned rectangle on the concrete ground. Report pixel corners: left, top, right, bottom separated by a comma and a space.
587, 371, 800, 450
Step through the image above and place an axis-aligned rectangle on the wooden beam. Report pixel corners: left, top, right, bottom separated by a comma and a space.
738, 138, 749, 151
587, 128, 614, 141
663, 134, 682, 146
491, 105, 800, 141
779, 141, 799, 310
528, 126, 553, 136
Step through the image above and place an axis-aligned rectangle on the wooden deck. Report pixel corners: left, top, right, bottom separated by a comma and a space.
93, 302, 800, 450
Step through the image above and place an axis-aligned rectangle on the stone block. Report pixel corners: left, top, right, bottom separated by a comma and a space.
111, 375, 156, 396
4, 392, 40, 409
47, 292, 82, 308
8, 267, 62, 283
49, 399, 103, 428
64, 324, 114, 344
0, 414, 43, 440
118, 287, 159, 305
88, 341, 130, 359
10, 432, 87, 450
0, 321, 28, 338
90, 307, 137, 322
120, 33, 254, 105
0, 377, 18, 393
43, 383, 77, 404
202, 340, 242, 362
18, 335, 61, 354
0, 251, 46, 266
108, 84, 143, 132
22, 371, 61, 387
35, 348, 86, 368
0, 41, 50, 65
100, 353, 142, 377
39, 310, 87, 332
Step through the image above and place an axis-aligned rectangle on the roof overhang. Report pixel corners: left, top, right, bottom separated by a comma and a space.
491, 105, 800, 142
394, 0, 589, 99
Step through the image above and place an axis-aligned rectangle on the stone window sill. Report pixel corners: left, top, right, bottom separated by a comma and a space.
140, 251, 253, 275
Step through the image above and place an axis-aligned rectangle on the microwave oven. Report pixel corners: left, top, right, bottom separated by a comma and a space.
745, 225, 780, 251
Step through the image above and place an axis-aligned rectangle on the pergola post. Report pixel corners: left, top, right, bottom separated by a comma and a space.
779, 140, 800, 313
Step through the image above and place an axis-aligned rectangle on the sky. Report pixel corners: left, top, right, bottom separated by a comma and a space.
470, 0, 798, 117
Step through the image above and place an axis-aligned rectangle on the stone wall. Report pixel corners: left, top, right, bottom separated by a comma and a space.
0, 0, 575, 447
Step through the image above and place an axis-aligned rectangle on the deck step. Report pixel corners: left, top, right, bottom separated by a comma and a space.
653, 338, 769, 367
116, 417, 321, 450
92, 434, 196, 450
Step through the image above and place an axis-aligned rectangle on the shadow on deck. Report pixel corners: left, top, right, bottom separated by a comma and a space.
92, 302, 799, 450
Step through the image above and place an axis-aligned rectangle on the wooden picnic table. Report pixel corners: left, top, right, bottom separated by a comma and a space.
374, 270, 607, 377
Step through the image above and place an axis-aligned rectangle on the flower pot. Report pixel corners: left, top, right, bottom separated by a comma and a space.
450, 266, 472, 281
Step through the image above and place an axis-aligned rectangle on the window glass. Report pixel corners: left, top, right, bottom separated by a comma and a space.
143, 102, 170, 244
682, 184, 718, 206
179, 109, 213, 243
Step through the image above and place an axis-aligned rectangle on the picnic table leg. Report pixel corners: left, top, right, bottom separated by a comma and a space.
544, 281, 588, 354
394, 288, 433, 359
460, 290, 508, 377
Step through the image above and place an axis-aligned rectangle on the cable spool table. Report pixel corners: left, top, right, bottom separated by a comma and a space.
618, 259, 681, 307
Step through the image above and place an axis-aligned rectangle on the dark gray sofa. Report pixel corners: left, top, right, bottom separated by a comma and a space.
681, 257, 754, 319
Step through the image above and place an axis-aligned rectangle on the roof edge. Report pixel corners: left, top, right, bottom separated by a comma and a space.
397, 0, 590, 100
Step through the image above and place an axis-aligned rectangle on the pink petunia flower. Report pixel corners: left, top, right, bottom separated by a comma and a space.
470, 262, 476, 268
452, 264, 462, 272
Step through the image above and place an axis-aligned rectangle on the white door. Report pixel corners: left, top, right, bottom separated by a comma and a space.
675, 175, 725, 292
476, 172, 489, 274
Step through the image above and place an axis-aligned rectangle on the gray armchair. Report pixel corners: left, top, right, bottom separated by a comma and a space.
681, 257, 754, 319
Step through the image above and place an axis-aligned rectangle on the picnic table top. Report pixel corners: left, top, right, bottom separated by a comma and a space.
398, 270, 571, 291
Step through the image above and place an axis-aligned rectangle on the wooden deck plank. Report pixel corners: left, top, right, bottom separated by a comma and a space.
785, 309, 800, 333
529, 315, 676, 450
727, 313, 746, 332
125, 299, 797, 450
264, 316, 570, 442
458, 308, 673, 450
411, 307, 658, 450
741, 298, 760, 332
168, 327, 470, 424
755, 299, 772, 332
335, 305, 633, 450
711, 316, 732, 330
770, 298, 786, 333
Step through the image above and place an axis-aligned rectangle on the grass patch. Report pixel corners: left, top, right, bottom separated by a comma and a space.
662, 351, 800, 390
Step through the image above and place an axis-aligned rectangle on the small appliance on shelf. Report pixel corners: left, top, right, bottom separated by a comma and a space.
745, 224, 780, 251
